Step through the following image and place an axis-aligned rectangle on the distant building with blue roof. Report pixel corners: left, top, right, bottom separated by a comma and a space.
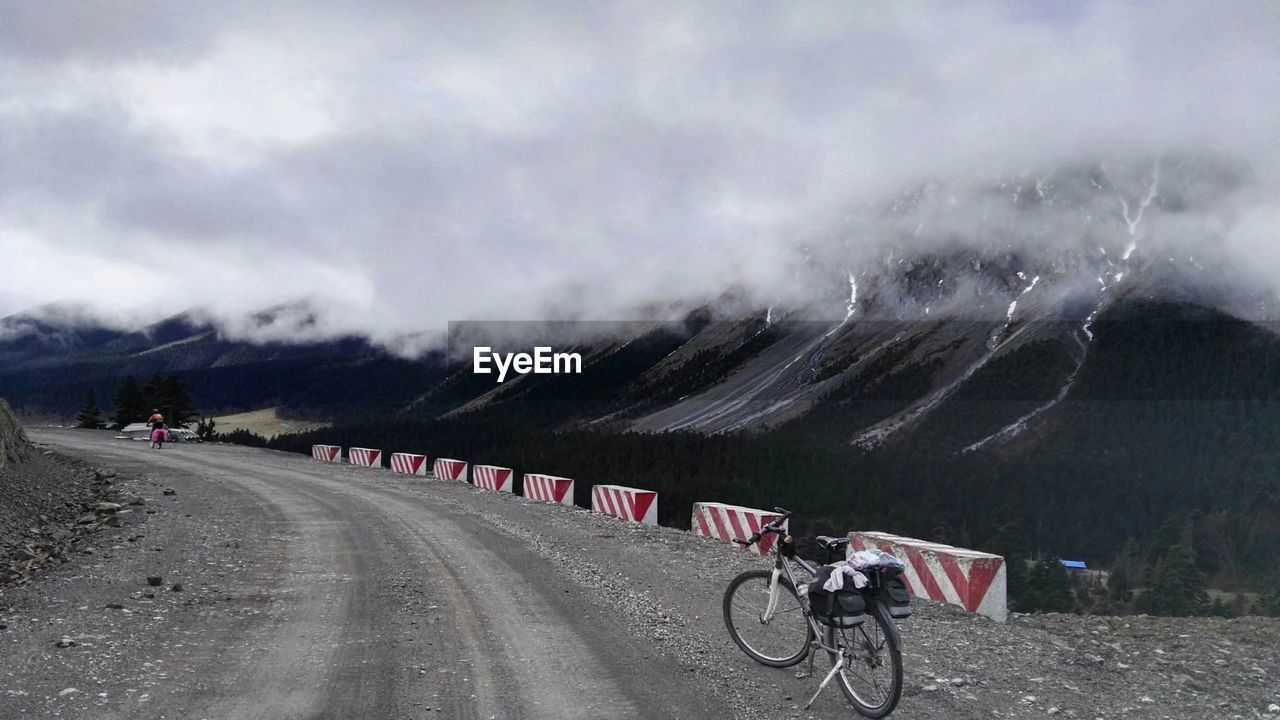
1060, 559, 1088, 570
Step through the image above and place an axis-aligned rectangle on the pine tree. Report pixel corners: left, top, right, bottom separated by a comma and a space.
142, 374, 198, 428
1023, 558, 1075, 613
1142, 529, 1210, 617
111, 376, 147, 430
1108, 538, 1144, 606
74, 391, 106, 429
195, 415, 218, 441
160, 375, 197, 427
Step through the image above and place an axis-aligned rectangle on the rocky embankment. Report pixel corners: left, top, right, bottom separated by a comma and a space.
0, 400, 125, 587
0, 398, 31, 471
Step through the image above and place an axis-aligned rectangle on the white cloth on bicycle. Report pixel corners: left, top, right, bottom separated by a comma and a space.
821, 562, 868, 592
848, 549, 905, 571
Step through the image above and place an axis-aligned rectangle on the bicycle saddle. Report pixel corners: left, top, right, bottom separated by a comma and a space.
815, 535, 849, 550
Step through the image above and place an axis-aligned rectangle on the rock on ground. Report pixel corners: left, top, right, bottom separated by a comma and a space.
0, 400, 116, 579
0, 398, 32, 471
3, 428, 1278, 720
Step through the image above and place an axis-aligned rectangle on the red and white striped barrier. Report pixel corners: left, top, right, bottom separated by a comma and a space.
849, 531, 1008, 622
691, 502, 787, 558
311, 445, 341, 462
390, 452, 429, 475
591, 485, 658, 526
523, 473, 574, 506
433, 458, 468, 482
473, 465, 514, 493
348, 447, 382, 468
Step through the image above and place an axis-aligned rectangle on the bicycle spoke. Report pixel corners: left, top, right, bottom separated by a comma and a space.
720, 511, 901, 717
723, 570, 811, 667
829, 609, 901, 714
771, 606, 803, 615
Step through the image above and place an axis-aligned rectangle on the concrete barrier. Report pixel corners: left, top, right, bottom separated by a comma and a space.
349, 447, 382, 468
433, 458, 468, 482
311, 444, 341, 462
473, 464, 514, 493
691, 502, 787, 558
523, 473, 574, 506
390, 452, 429, 475
849, 531, 1008, 622
591, 484, 657, 525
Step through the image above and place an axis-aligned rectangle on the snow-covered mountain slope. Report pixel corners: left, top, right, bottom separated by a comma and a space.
4, 154, 1274, 448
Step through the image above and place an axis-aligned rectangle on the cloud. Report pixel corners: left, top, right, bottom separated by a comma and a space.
2, 1, 1277, 345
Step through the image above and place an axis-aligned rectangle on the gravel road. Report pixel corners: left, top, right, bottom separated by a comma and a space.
2, 429, 1277, 720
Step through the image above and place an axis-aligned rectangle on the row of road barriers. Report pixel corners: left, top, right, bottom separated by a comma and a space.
389, 452, 429, 475
433, 458, 468, 482
311, 444, 1008, 621
691, 502, 788, 558
523, 473, 574, 505
349, 447, 381, 468
472, 464, 514, 493
311, 444, 341, 462
591, 484, 658, 525
850, 531, 1008, 622
311, 446, 631, 519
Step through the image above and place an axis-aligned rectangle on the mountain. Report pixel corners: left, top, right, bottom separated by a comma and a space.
0, 303, 448, 421
260, 291, 1279, 604
4, 156, 1275, 447
387, 156, 1275, 451
4, 155, 1277, 602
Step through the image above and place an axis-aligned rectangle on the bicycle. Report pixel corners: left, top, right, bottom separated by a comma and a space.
721, 508, 905, 718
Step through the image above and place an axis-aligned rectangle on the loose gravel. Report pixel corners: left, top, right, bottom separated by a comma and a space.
3, 430, 1278, 720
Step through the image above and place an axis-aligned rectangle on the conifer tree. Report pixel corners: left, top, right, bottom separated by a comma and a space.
74, 391, 106, 429
111, 375, 147, 429
1023, 558, 1075, 613
142, 373, 198, 428
1142, 526, 1210, 617
195, 415, 218, 440
1108, 538, 1144, 606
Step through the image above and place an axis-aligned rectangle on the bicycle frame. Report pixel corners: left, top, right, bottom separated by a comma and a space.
757, 534, 896, 710
731, 511, 904, 714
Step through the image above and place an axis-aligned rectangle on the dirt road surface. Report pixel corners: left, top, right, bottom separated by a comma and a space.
2, 429, 1277, 719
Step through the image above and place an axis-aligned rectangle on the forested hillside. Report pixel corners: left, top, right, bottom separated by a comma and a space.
264, 300, 1280, 615
6, 282, 1278, 618
0, 308, 449, 421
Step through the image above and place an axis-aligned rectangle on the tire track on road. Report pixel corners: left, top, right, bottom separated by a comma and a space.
32, 435, 720, 719
204, 451, 666, 720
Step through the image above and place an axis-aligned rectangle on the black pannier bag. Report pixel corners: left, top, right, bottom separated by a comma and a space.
808, 566, 867, 628
878, 574, 912, 620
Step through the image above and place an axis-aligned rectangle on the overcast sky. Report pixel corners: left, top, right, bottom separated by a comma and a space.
3, 1, 1277, 344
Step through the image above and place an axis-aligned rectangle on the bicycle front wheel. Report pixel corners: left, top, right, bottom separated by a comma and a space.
723, 569, 812, 668
826, 602, 903, 718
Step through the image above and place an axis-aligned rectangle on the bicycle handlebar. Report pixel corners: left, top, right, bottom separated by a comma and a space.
731, 508, 793, 547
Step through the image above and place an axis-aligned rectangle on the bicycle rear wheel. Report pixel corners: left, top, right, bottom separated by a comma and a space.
826, 602, 903, 718
723, 569, 812, 668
